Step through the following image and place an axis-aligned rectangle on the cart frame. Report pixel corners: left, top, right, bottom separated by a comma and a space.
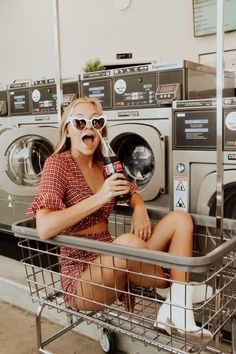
13, 212, 236, 354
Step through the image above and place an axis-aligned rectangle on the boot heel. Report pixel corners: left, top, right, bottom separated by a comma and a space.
154, 302, 169, 329
155, 316, 213, 345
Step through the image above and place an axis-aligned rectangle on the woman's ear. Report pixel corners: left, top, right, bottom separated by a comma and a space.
66, 127, 70, 138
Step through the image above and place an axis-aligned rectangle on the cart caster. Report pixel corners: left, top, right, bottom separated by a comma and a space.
39, 349, 53, 354
100, 328, 116, 353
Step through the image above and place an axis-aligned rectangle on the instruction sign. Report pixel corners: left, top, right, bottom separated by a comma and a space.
193, 0, 236, 37
173, 176, 188, 212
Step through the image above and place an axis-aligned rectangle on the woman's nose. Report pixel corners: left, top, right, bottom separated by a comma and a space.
85, 120, 93, 129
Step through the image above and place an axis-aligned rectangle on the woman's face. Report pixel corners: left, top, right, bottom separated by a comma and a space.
66, 102, 102, 157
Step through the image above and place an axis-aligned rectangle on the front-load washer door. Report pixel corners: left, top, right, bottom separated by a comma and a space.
197, 169, 236, 220
196, 169, 236, 246
108, 123, 166, 201
0, 126, 58, 196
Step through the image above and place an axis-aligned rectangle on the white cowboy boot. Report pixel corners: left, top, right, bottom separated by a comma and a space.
156, 281, 213, 304
154, 282, 213, 344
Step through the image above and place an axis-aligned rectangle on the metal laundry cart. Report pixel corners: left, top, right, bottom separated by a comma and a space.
12, 213, 236, 354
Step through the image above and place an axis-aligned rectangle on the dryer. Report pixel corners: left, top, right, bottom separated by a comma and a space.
172, 98, 236, 340
0, 124, 58, 196
106, 107, 172, 212
0, 122, 58, 232
0, 79, 59, 232
172, 97, 236, 222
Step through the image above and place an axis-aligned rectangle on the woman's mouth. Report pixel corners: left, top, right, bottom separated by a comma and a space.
82, 133, 95, 147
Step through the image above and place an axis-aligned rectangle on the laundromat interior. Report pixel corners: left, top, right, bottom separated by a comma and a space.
1, 1, 236, 353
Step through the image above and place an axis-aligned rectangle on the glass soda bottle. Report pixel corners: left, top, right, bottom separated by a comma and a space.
101, 137, 131, 203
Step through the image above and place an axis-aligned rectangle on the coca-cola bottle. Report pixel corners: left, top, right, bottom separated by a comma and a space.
101, 137, 131, 203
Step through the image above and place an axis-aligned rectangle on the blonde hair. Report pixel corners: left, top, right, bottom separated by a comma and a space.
54, 97, 107, 161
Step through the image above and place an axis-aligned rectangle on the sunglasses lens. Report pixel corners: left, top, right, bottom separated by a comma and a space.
92, 117, 106, 130
72, 119, 86, 130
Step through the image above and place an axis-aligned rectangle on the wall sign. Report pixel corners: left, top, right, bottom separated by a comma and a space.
116, 53, 133, 59
193, 0, 236, 37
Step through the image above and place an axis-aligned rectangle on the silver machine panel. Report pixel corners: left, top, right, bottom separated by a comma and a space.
172, 98, 236, 338
0, 126, 58, 196
79, 60, 235, 213
106, 108, 172, 212
0, 80, 60, 232
0, 126, 58, 232
80, 60, 235, 109
172, 98, 236, 219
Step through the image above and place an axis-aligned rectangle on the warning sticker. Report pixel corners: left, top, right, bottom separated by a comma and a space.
173, 176, 188, 212
176, 181, 185, 191
176, 198, 185, 208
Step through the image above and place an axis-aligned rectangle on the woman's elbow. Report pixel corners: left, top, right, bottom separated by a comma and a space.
36, 210, 55, 240
36, 220, 55, 240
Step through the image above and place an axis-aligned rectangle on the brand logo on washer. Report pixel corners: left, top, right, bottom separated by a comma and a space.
176, 163, 185, 173
114, 79, 127, 94
228, 154, 236, 160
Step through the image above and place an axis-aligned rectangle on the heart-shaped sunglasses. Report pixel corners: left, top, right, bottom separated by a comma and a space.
66, 115, 107, 131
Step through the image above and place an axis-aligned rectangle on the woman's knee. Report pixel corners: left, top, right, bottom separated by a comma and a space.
114, 233, 148, 249
168, 211, 193, 232
162, 211, 193, 235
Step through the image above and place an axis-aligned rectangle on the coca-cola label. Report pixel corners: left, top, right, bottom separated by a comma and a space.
113, 160, 123, 172
104, 161, 123, 176
104, 163, 115, 175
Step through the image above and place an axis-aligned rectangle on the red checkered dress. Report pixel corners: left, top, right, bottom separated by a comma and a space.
27, 151, 137, 310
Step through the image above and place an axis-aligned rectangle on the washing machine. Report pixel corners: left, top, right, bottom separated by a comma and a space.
172, 97, 236, 340
172, 97, 236, 218
0, 80, 59, 232
106, 107, 172, 213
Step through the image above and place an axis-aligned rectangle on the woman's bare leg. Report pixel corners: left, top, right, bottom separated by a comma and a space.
76, 211, 193, 310
152, 212, 214, 342
77, 234, 167, 310
147, 211, 193, 282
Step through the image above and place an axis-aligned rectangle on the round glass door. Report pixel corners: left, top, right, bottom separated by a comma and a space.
108, 123, 165, 201
208, 182, 236, 220
111, 133, 155, 188
206, 182, 236, 242
6, 135, 54, 187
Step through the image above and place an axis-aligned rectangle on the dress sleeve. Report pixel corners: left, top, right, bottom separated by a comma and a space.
27, 156, 67, 218
129, 180, 138, 196
125, 180, 138, 205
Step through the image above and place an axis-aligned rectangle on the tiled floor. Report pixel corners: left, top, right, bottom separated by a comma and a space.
0, 300, 125, 354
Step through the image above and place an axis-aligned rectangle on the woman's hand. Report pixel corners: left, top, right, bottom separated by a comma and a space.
97, 173, 130, 204
130, 204, 152, 241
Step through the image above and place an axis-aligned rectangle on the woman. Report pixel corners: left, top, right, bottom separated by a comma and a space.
27, 97, 212, 342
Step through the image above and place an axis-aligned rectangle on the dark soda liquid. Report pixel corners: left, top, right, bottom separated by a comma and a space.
103, 156, 131, 203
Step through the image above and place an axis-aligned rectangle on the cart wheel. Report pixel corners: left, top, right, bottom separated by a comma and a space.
39, 349, 53, 354
99, 328, 115, 353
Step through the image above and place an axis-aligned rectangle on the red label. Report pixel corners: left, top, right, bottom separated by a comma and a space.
104, 161, 123, 175
114, 160, 123, 172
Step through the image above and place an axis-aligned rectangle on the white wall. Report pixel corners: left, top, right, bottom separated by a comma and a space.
0, 0, 236, 88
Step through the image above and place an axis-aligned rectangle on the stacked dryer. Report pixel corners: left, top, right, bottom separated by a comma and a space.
172, 97, 236, 340
80, 61, 235, 224
0, 80, 59, 232
172, 97, 236, 222
80, 64, 174, 216
0, 77, 80, 232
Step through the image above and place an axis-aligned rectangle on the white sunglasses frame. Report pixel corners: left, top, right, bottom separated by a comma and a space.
66, 115, 107, 131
